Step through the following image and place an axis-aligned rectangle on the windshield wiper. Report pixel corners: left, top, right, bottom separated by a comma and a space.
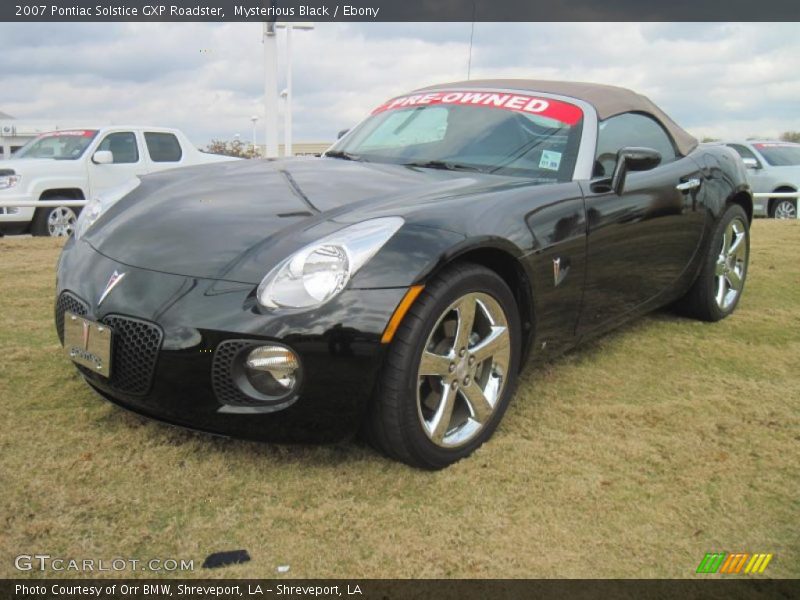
325, 150, 363, 161
403, 160, 482, 172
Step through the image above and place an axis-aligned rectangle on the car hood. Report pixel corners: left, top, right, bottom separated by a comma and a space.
85, 157, 512, 283
4, 157, 85, 174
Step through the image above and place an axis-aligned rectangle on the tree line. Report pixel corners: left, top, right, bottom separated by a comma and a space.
702, 131, 800, 144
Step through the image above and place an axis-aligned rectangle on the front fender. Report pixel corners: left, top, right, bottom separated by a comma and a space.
350, 224, 466, 288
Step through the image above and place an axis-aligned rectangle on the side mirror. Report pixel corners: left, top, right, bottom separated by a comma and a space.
611, 147, 662, 195
92, 150, 113, 165
741, 157, 760, 170
337, 128, 350, 140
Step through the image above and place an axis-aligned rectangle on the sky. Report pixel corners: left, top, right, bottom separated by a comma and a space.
1, 22, 799, 147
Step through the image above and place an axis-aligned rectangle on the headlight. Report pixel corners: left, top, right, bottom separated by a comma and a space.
74, 177, 141, 240
0, 173, 20, 190
257, 217, 404, 309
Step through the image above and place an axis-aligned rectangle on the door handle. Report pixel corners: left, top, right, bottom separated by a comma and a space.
676, 178, 701, 192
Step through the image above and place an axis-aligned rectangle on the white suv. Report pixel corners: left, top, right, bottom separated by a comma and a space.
0, 126, 237, 236
721, 141, 799, 219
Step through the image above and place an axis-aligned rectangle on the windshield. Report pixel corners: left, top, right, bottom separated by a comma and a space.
754, 143, 800, 166
13, 130, 98, 160
329, 91, 583, 181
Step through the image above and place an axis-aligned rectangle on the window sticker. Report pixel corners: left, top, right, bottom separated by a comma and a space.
539, 150, 562, 171
754, 142, 795, 148
372, 91, 583, 126
39, 130, 97, 138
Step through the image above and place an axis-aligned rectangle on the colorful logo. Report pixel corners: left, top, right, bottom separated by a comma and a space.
696, 552, 773, 574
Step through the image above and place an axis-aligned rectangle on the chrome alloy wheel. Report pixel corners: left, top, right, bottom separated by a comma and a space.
715, 217, 748, 310
773, 199, 797, 220
47, 206, 78, 237
416, 292, 511, 448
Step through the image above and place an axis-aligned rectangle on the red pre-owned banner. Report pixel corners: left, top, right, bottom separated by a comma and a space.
372, 91, 583, 125
39, 130, 98, 137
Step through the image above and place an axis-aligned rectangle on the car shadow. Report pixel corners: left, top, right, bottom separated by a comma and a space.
93, 307, 697, 469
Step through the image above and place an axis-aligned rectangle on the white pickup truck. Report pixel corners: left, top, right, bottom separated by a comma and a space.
0, 126, 236, 236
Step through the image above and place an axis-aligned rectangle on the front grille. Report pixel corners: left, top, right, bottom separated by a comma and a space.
55, 291, 89, 344
102, 315, 163, 395
56, 292, 163, 396
212, 339, 262, 407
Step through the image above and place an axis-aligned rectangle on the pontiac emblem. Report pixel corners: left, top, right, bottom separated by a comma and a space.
97, 270, 126, 307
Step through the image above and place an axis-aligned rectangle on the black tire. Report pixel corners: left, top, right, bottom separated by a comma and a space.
769, 197, 797, 220
365, 262, 522, 469
31, 204, 81, 237
676, 203, 750, 322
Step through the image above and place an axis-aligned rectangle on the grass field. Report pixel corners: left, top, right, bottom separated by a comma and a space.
1, 221, 798, 579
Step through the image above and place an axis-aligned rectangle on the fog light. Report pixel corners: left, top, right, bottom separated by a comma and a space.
243, 345, 300, 397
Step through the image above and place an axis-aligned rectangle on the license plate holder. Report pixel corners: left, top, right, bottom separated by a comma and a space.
63, 311, 113, 378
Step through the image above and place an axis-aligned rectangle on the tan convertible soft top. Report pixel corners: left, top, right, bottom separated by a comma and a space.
416, 79, 698, 156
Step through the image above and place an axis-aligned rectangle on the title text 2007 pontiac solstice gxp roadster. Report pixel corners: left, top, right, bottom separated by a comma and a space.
56, 80, 752, 469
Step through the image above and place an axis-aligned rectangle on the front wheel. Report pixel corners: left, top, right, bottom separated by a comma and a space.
771, 198, 797, 220
31, 205, 80, 237
675, 204, 750, 322
366, 262, 521, 469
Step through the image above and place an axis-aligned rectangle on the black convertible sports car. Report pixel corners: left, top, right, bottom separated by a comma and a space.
56, 80, 752, 469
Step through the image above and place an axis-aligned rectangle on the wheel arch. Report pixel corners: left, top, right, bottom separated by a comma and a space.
418, 240, 536, 367
727, 189, 754, 223
31, 188, 86, 235
38, 188, 86, 201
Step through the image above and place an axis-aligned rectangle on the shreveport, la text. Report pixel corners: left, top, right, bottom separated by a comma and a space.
16, 584, 364, 597
16, 583, 365, 597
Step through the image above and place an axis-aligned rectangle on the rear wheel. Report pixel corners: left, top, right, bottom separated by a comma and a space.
366, 263, 521, 469
676, 204, 749, 322
770, 198, 797, 219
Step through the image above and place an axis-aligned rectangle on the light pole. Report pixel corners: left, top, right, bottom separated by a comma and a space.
284, 24, 293, 157
262, 21, 279, 158
279, 23, 314, 157
262, 21, 314, 159
250, 115, 259, 156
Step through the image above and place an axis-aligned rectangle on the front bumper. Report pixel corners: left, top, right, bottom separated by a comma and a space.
56, 239, 408, 442
0, 192, 34, 232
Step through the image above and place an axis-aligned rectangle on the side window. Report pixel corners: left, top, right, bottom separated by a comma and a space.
594, 112, 678, 177
727, 144, 760, 164
97, 132, 139, 164
145, 132, 183, 162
